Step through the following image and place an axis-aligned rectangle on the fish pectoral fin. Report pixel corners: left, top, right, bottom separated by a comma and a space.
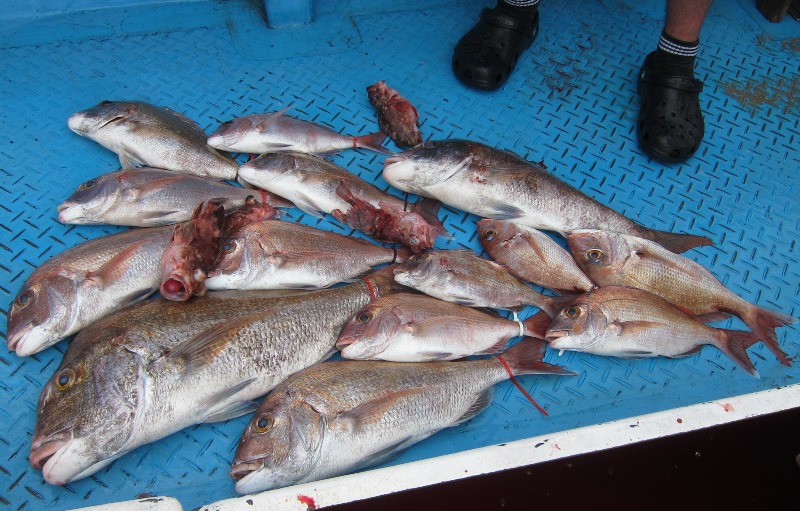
519, 230, 550, 260
415, 351, 454, 360
125, 175, 186, 201
355, 435, 429, 471
168, 313, 266, 375
609, 320, 661, 337
292, 192, 326, 218
201, 378, 259, 423
453, 388, 494, 426
482, 200, 525, 220
254, 105, 293, 133
119, 152, 146, 169
87, 240, 151, 286
336, 387, 428, 431
137, 210, 182, 223
437, 154, 474, 182
616, 350, 657, 358
408, 316, 467, 338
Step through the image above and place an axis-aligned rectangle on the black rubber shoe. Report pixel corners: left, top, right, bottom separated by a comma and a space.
637, 52, 705, 164
452, 7, 539, 91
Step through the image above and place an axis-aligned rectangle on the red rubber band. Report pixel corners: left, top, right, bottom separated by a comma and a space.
364, 277, 377, 300
497, 355, 548, 417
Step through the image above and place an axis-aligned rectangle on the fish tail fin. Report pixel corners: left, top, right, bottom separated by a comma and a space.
522, 310, 553, 338
647, 229, 714, 254
742, 306, 796, 366
363, 264, 407, 296
355, 132, 393, 155
392, 246, 413, 263
500, 337, 576, 377
540, 293, 576, 318
718, 329, 761, 378
409, 198, 450, 238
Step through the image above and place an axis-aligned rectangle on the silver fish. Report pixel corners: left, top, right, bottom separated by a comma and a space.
382, 140, 712, 254
57, 168, 291, 227
206, 107, 391, 156
337, 292, 549, 361
29, 269, 402, 486
478, 219, 594, 293
68, 100, 238, 179
392, 250, 573, 316
566, 229, 796, 365
545, 286, 762, 377
7, 225, 173, 356
230, 337, 573, 494
206, 219, 407, 291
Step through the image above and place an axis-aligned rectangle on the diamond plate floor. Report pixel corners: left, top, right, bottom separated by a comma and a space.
0, 1, 798, 509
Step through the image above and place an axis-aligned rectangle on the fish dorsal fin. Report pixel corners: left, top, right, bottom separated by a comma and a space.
254, 106, 293, 132
201, 378, 258, 423
337, 387, 427, 431
169, 312, 266, 375
86, 239, 151, 286
158, 106, 208, 138
453, 388, 494, 426
292, 192, 326, 218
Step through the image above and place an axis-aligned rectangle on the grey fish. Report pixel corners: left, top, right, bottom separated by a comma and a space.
382, 140, 712, 254
206, 219, 407, 291
206, 107, 391, 156
7, 225, 174, 356
68, 100, 239, 179
392, 250, 573, 316
29, 269, 403, 486
230, 337, 573, 494
478, 219, 594, 293
545, 286, 762, 377
337, 292, 549, 361
57, 168, 292, 227
566, 229, 796, 365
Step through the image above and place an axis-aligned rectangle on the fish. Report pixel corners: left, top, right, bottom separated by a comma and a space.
206, 219, 408, 291
159, 201, 225, 301
382, 140, 712, 253
206, 107, 392, 156
230, 337, 574, 494
336, 292, 550, 361
67, 101, 239, 179
392, 250, 573, 316
477, 219, 594, 293
6, 225, 174, 356
237, 152, 447, 250
366, 80, 423, 148
29, 268, 403, 486
57, 168, 291, 227
545, 286, 764, 376
566, 229, 796, 365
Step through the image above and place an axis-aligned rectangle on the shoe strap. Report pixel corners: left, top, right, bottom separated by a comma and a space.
479, 8, 538, 35
640, 69, 704, 93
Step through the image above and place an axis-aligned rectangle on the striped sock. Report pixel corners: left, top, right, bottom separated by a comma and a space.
498, 0, 539, 18
652, 32, 698, 75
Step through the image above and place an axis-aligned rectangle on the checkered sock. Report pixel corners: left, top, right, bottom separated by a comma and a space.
652, 31, 698, 76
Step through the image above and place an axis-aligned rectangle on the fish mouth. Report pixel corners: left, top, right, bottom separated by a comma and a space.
66, 114, 86, 134
160, 275, 191, 301
384, 154, 409, 168
230, 460, 264, 482
30, 433, 72, 471
7, 322, 36, 356
545, 330, 569, 346
56, 203, 83, 223
335, 336, 357, 350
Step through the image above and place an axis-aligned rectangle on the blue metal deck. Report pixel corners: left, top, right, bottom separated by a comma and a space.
0, 1, 798, 509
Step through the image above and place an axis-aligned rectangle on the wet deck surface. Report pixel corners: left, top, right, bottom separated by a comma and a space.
0, 1, 797, 509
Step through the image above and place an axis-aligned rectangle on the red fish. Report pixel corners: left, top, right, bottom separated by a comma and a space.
367, 80, 423, 148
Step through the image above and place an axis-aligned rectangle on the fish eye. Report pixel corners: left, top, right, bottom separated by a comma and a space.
254, 415, 273, 433
586, 249, 604, 264
55, 368, 77, 391
16, 291, 32, 307
223, 241, 237, 253
355, 312, 372, 324
483, 229, 497, 241
565, 307, 581, 318
79, 179, 96, 190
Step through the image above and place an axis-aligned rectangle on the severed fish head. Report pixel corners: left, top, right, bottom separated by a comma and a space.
31, 334, 149, 484
7, 273, 79, 356
336, 301, 401, 359
206, 117, 254, 152
566, 229, 629, 280
57, 175, 121, 224
68, 100, 135, 138
545, 294, 608, 352
232, 393, 325, 494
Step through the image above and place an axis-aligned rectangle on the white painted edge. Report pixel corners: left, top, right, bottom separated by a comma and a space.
200, 384, 800, 511
68, 496, 182, 511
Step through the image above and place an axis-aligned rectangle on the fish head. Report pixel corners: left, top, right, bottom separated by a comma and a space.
7, 273, 79, 356
545, 295, 608, 352
477, 219, 517, 252
31, 333, 149, 484
57, 175, 119, 224
205, 231, 264, 291
383, 141, 464, 194
232, 394, 325, 494
567, 229, 627, 281
336, 302, 399, 359
392, 251, 441, 289
67, 101, 135, 138
237, 154, 299, 190
206, 117, 254, 151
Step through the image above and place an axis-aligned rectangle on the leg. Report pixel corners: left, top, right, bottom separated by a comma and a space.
452, 1, 540, 91
637, 0, 713, 164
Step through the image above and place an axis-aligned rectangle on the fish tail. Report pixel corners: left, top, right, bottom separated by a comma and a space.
355, 131, 393, 155
500, 337, 575, 376
522, 310, 552, 338
363, 264, 407, 297
742, 306, 796, 366
647, 229, 714, 254
392, 246, 413, 263
540, 293, 576, 318
409, 198, 450, 238
718, 329, 761, 378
